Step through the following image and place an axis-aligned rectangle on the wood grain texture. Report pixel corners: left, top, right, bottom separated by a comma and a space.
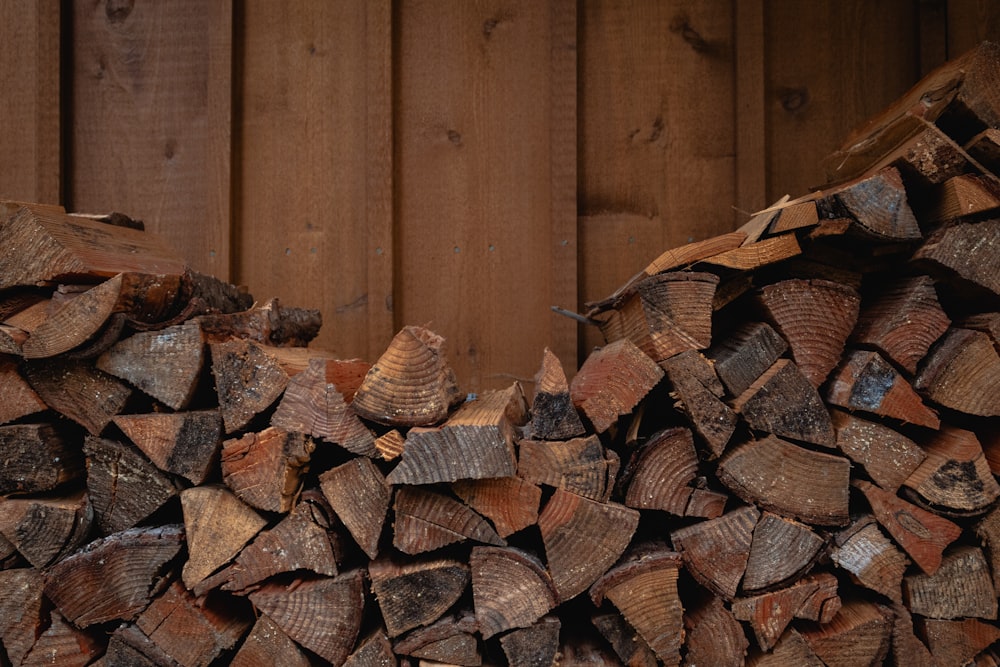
0, 0, 60, 204
70, 0, 231, 278
765, 0, 919, 198
395, 0, 576, 391
236, 1, 393, 360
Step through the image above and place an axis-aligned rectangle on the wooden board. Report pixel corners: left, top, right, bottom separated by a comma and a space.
235, 1, 393, 361
69, 0, 231, 278
395, 0, 577, 390
0, 0, 60, 204
765, 1, 920, 196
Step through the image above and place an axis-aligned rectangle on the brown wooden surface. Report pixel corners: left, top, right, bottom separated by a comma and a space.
3, 1, 1000, 388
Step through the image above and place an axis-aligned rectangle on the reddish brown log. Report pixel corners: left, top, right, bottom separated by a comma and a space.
919, 618, 1000, 666
248, 570, 365, 666
20, 610, 103, 667
709, 321, 788, 399
0, 358, 46, 425
271, 356, 376, 457
221, 427, 314, 514
828, 167, 922, 241
44, 524, 184, 627
832, 410, 926, 492
500, 617, 561, 667
194, 297, 319, 348
890, 602, 937, 667
569, 338, 663, 433
370, 555, 469, 638
830, 516, 909, 603
742, 511, 824, 593
0, 489, 93, 568
518, 435, 617, 502
537, 488, 638, 602
683, 594, 748, 667
755, 278, 860, 388
231, 615, 313, 667
904, 546, 997, 619
451, 477, 541, 538
905, 426, 1000, 515
113, 410, 223, 485
661, 350, 737, 457
977, 506, 1000, 597
0, 568, 45, 666
717, 436, 851, 526
471, 546, 557, 639
352, 325, 463, 427
914, 218, 1000, 299
746, 627, 824, 667
798, 599, 893, 667
591, 611, 657, 667
854, 479, 962, 575
319, 457, 390, 559
927, 173, 1000, 223
387, 383, 528, 485
731, 359, 835, 447
671, 506, 758, 600
915, 327, 1000, 417
24, 358, 132, 435
342, 630, 397, 667
623, 427, 698, 515
699, 233, 802, 271
0, 423, 82, 495
392, 611, 480, 666
825, 350, 941, 429
527, 347, 585, 441
210, 338, 290, 433
734, 573, 841, 651
393, 486, 505, 555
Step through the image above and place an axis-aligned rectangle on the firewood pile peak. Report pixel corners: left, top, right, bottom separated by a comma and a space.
4, 42, 1000, 667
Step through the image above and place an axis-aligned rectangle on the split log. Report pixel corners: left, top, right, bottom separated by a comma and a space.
134, 580, 252, 666
717, 435, 851, 526
589, 545, 684, 666
0, 489, 93, 568
915, 327, 1000, 417
698, 233, 802, 271
23, 358, 132, 435
387, 383, 528, 485
0, 568, 46, 666
194, 297, 319, 348
248, 570, 365, 666
568, 338, 663, 434
352, 325, 463, 427
828, 167, 922, 241
471, 546, 557, 639
20, 610, 103, 667
220, 427, 314, 513
854, 479, 962, 575
851, 275, 950, 374
84, 435, 179, 534
499, 617, 561, 667
671, 506, 758, 600
271, 356, 376, 457
0, 358, 47, 425
798, 599, 893, 667
95, 320, 206, 409
537, 488, 638, 602
832, 410, 926, 492
682, 594, 748, 667
904, 426, 1000, 514
825, 350, 940, 428
928, 173, 1000, 223
210, 339, 290, 433
451, 477, 541, 538
392, 612, 480, 666
746, 627, 824, 667
375, 429, 406, 461
622, 427, 698, 515
596, 271, 718, 363
685, 486, 729, 519
204, 490, 339, 595
0, 205, 184, 290
731, 359, 835, 447
518, 435, 617, 502
113, 410, 223, 485
231, 615, 313, 667
914, 218, 1000, 299
591, 611, 657, 667
180, 485, 267, 591
755, 278, 861, 388
977, 506, 1000, 597
44, 524, 184, 627
830, 516, 909, 603
102, 623, 179, 667
733, 573, 842, 651
526, 347, 585, 441
343, 630, 397, 667
0, 423, 82, 495
904, 545, 997, 619
889, 602, 937, 667
370, 555, 470, 638
320, 457, 390, 559
742, 511, 824, 593
661, 350, 737, 457
392, 486, 505, 555
919, 618, 1000, 666
708, 321, 788, 398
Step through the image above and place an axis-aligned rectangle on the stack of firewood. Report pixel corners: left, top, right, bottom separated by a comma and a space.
4, 42, 1000, 667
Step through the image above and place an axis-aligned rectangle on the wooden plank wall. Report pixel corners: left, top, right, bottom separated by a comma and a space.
3, 0, 1000, 392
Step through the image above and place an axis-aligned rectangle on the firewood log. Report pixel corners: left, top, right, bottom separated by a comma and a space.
370, 555, 469, 638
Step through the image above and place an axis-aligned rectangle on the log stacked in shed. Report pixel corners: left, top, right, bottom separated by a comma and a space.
4, 42, 1000, 667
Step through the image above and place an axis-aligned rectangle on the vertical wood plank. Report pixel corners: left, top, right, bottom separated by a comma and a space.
70, 0, 232, 279
765, 0, 919, 198
947, 0, 1000, 58
235, 0, 393, 359
735, 0, 767, 217
577, 0, 736, 356
0, 0, 60, 204
395, 0, 577, 391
